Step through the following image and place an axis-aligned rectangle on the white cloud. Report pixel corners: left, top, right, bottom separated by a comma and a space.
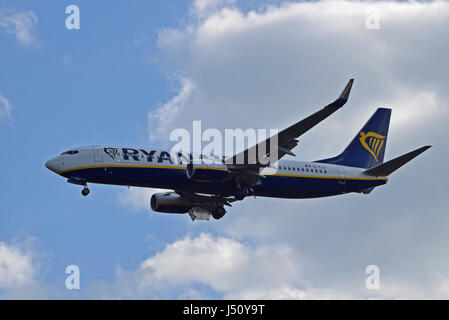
383, 87, 446, 129
118, 187, 168, 212
88, 231, 449, 299
150, 0, 449, 156
192, 0, 237, 19
0, 237, 54, 299
0, 93, 13, 118
135, 0, 449, 299
148, 78, 195, 141
226, 286, 352, 300
0, 240, 36, 291
0, 9, 40, 47
90, 233, 314, 299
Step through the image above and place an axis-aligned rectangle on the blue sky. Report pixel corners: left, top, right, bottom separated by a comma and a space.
0, 0, 209, 297
1, 0, 448, 299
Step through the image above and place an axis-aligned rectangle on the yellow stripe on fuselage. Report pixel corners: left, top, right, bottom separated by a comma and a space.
269, 173, 387, 181
59, 164, 387, 181
195, 167, 228, 171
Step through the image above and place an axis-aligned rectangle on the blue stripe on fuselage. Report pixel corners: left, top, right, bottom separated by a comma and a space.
61, 166, 387, 199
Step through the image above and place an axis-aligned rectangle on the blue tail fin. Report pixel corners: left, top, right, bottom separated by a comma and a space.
316, 108, 391, 168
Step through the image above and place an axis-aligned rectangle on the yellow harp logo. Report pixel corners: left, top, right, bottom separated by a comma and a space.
359, 131, 386, 162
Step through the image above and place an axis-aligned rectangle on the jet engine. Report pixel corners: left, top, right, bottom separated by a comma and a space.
186, 163, 229, 182
150, 192, 191, 213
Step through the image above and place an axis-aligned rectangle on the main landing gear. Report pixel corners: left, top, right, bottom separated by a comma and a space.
81, 186, 90, 196
233, 180, 252, 201
212, 207, 226, 220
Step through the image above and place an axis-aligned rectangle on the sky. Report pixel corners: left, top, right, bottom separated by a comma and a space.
0, 0, 448, 299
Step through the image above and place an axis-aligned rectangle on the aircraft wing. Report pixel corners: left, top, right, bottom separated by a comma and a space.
225, 79, 354, 168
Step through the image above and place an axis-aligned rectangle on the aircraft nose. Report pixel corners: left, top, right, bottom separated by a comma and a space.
45, 158, 58, 173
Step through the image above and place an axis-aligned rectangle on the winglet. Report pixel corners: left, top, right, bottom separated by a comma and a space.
339, 78, 354, 101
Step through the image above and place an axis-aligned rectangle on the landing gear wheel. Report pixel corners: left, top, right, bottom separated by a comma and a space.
81, 187, 90, 196
212, 207, 226, 220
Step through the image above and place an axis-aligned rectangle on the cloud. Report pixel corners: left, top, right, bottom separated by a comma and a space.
148, 78, 195, 141
0, 93, 13, 118
88, 233, 324, 299
149, 0, 449, 157
128, 0, 449, 299
118, 187, 168, 212
0, 241, 35, 290
90, 231, 449, 300
192, 0, 237, 19
382, 87, 445, 129
88, 230, 449, 299
0, 8, 40, 47
0, 236, 54, 299
226, 286, 353, 300
0, 235, 53, 300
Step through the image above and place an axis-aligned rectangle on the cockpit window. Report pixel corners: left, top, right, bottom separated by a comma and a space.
61, 150, 79, 155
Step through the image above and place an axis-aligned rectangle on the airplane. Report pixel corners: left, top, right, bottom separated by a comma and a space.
45, 79, 431, 221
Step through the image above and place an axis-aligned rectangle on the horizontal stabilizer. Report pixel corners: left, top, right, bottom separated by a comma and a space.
363, 145, 431, 177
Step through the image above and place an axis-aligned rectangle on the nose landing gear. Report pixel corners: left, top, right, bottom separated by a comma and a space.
81, 186, 90, 196
67, 177, 90, 197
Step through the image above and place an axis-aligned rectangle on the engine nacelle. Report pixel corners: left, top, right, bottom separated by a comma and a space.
186, 163, 229, 182
150, 192, 191, 213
